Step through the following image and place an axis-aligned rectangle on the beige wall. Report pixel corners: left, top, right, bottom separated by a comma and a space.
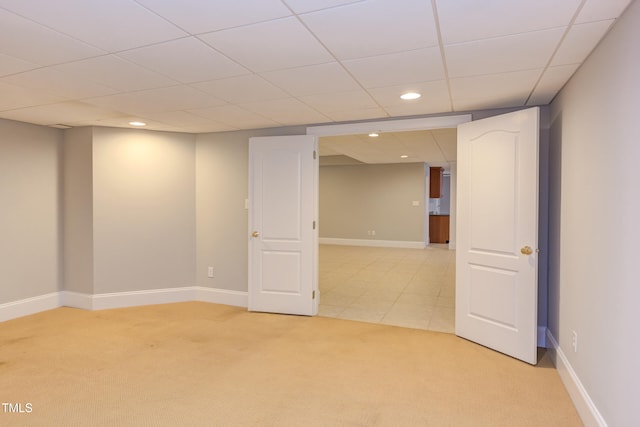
91, 128, 196, 294
319, 163, 425, 242
549, 0, 640, 425
0, 119, 62, 303
63, 127, 94, 294
195, 126, 305, 292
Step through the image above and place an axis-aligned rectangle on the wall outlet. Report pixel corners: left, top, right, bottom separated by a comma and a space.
571, 330, 578, 352
207, 266, 214, 278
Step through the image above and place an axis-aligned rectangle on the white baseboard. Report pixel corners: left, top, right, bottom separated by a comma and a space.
546, 330, 607, 427
91, 287, 196, 310
1, 287, 249, 322
60, 291, 94, 310
195, 286, 248, 307
0, 292, 60, 322
320, 237, 425, 249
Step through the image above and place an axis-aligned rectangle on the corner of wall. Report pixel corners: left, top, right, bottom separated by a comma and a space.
545, 330, 608, 427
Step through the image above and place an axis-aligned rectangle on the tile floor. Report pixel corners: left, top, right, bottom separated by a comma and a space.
318, 244, 456, 333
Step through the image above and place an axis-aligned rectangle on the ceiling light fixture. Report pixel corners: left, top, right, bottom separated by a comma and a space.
368, 132, 379, 137
400, 155, 409, 158
400, 92, 421, 100
129, 121, 146, 126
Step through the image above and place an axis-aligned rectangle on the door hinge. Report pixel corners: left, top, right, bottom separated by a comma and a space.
313, 220, 316, 230
312, 290, 316, 299
313, 150, 317, 160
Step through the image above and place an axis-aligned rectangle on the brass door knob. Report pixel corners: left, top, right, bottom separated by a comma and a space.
252, 231, 260, 238
521, 246, 533, 255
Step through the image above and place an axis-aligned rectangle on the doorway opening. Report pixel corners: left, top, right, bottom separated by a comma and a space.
307, 115, 470, 332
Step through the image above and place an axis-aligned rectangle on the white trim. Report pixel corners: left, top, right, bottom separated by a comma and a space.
0, 292, 60, 322
320, 237, 424, 249
60, 291, 94, 310
91, 287, 196, 310
546, 330, 607, 427
538, 326, 547, 347
306, 115, 472, 137
1, 287, 250, 323
194, 286, 248, 307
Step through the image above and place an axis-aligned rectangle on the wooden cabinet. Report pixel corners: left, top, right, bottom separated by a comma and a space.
429, 215, 450, 244
429, 167, 443, 198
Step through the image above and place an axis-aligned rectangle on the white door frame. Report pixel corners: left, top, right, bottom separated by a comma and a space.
306, 115, 472, 137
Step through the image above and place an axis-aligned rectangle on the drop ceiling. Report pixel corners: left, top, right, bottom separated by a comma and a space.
0, 0, 631, 139
319, 129, 456, 166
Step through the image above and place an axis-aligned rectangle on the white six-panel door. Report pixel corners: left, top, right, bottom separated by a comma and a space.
456, 108, 539, 365
248, 135, 318, 316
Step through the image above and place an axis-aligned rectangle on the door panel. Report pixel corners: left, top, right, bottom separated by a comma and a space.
262, 149, 302, 240
469, 133, 517, 253
248, 135, 318, 316
456, 107, 539, 365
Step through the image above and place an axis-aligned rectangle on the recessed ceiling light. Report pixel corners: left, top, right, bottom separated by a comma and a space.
400, 155, 409, 158
129, 121, 146, 126
400, 92, 421, 100
368, 132, 379, 137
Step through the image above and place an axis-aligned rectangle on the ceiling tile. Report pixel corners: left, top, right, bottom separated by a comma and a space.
318, 130, 457, 164
446, 28, 564, 78
3, 68, 117, 99
0, 0, 629, 137
0, 53, 39, 77
0, 81, 64, 111
136, 0, 292, 34
576, 0, 632, 23
527, 64, 579, 106
450, 69, 541, 111
198, 17, 333, 72
53, 55, 178, 92
119, 37, 250, 83
432, 129, 457, 161
299, 90, 379, 113
343, 47, 445, 89
77, 116, 185, 132
137, 110, 216, 128
0, 0, 187, 52
367, 80, 451, 108
551, 21, 613, 66
261, 62, 361, 96
283, 0, 362, 14
0, 101, 123, 126
300, 0, 438, 60
383, 100, 452, 117
320, 137, 377, 163
181, 123, 239, 134
74, 114, 237, 133
323, 108, 388, 123
192, 75, 289, 104
86, 86, 226, 114
240, 98, 330, 125
0, 9, 104, 65
436, 0, 581, 44
188, 105, 279, 129
399, 132, 446, 161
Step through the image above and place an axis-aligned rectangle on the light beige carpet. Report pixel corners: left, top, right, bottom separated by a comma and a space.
0, 302, 582, 426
